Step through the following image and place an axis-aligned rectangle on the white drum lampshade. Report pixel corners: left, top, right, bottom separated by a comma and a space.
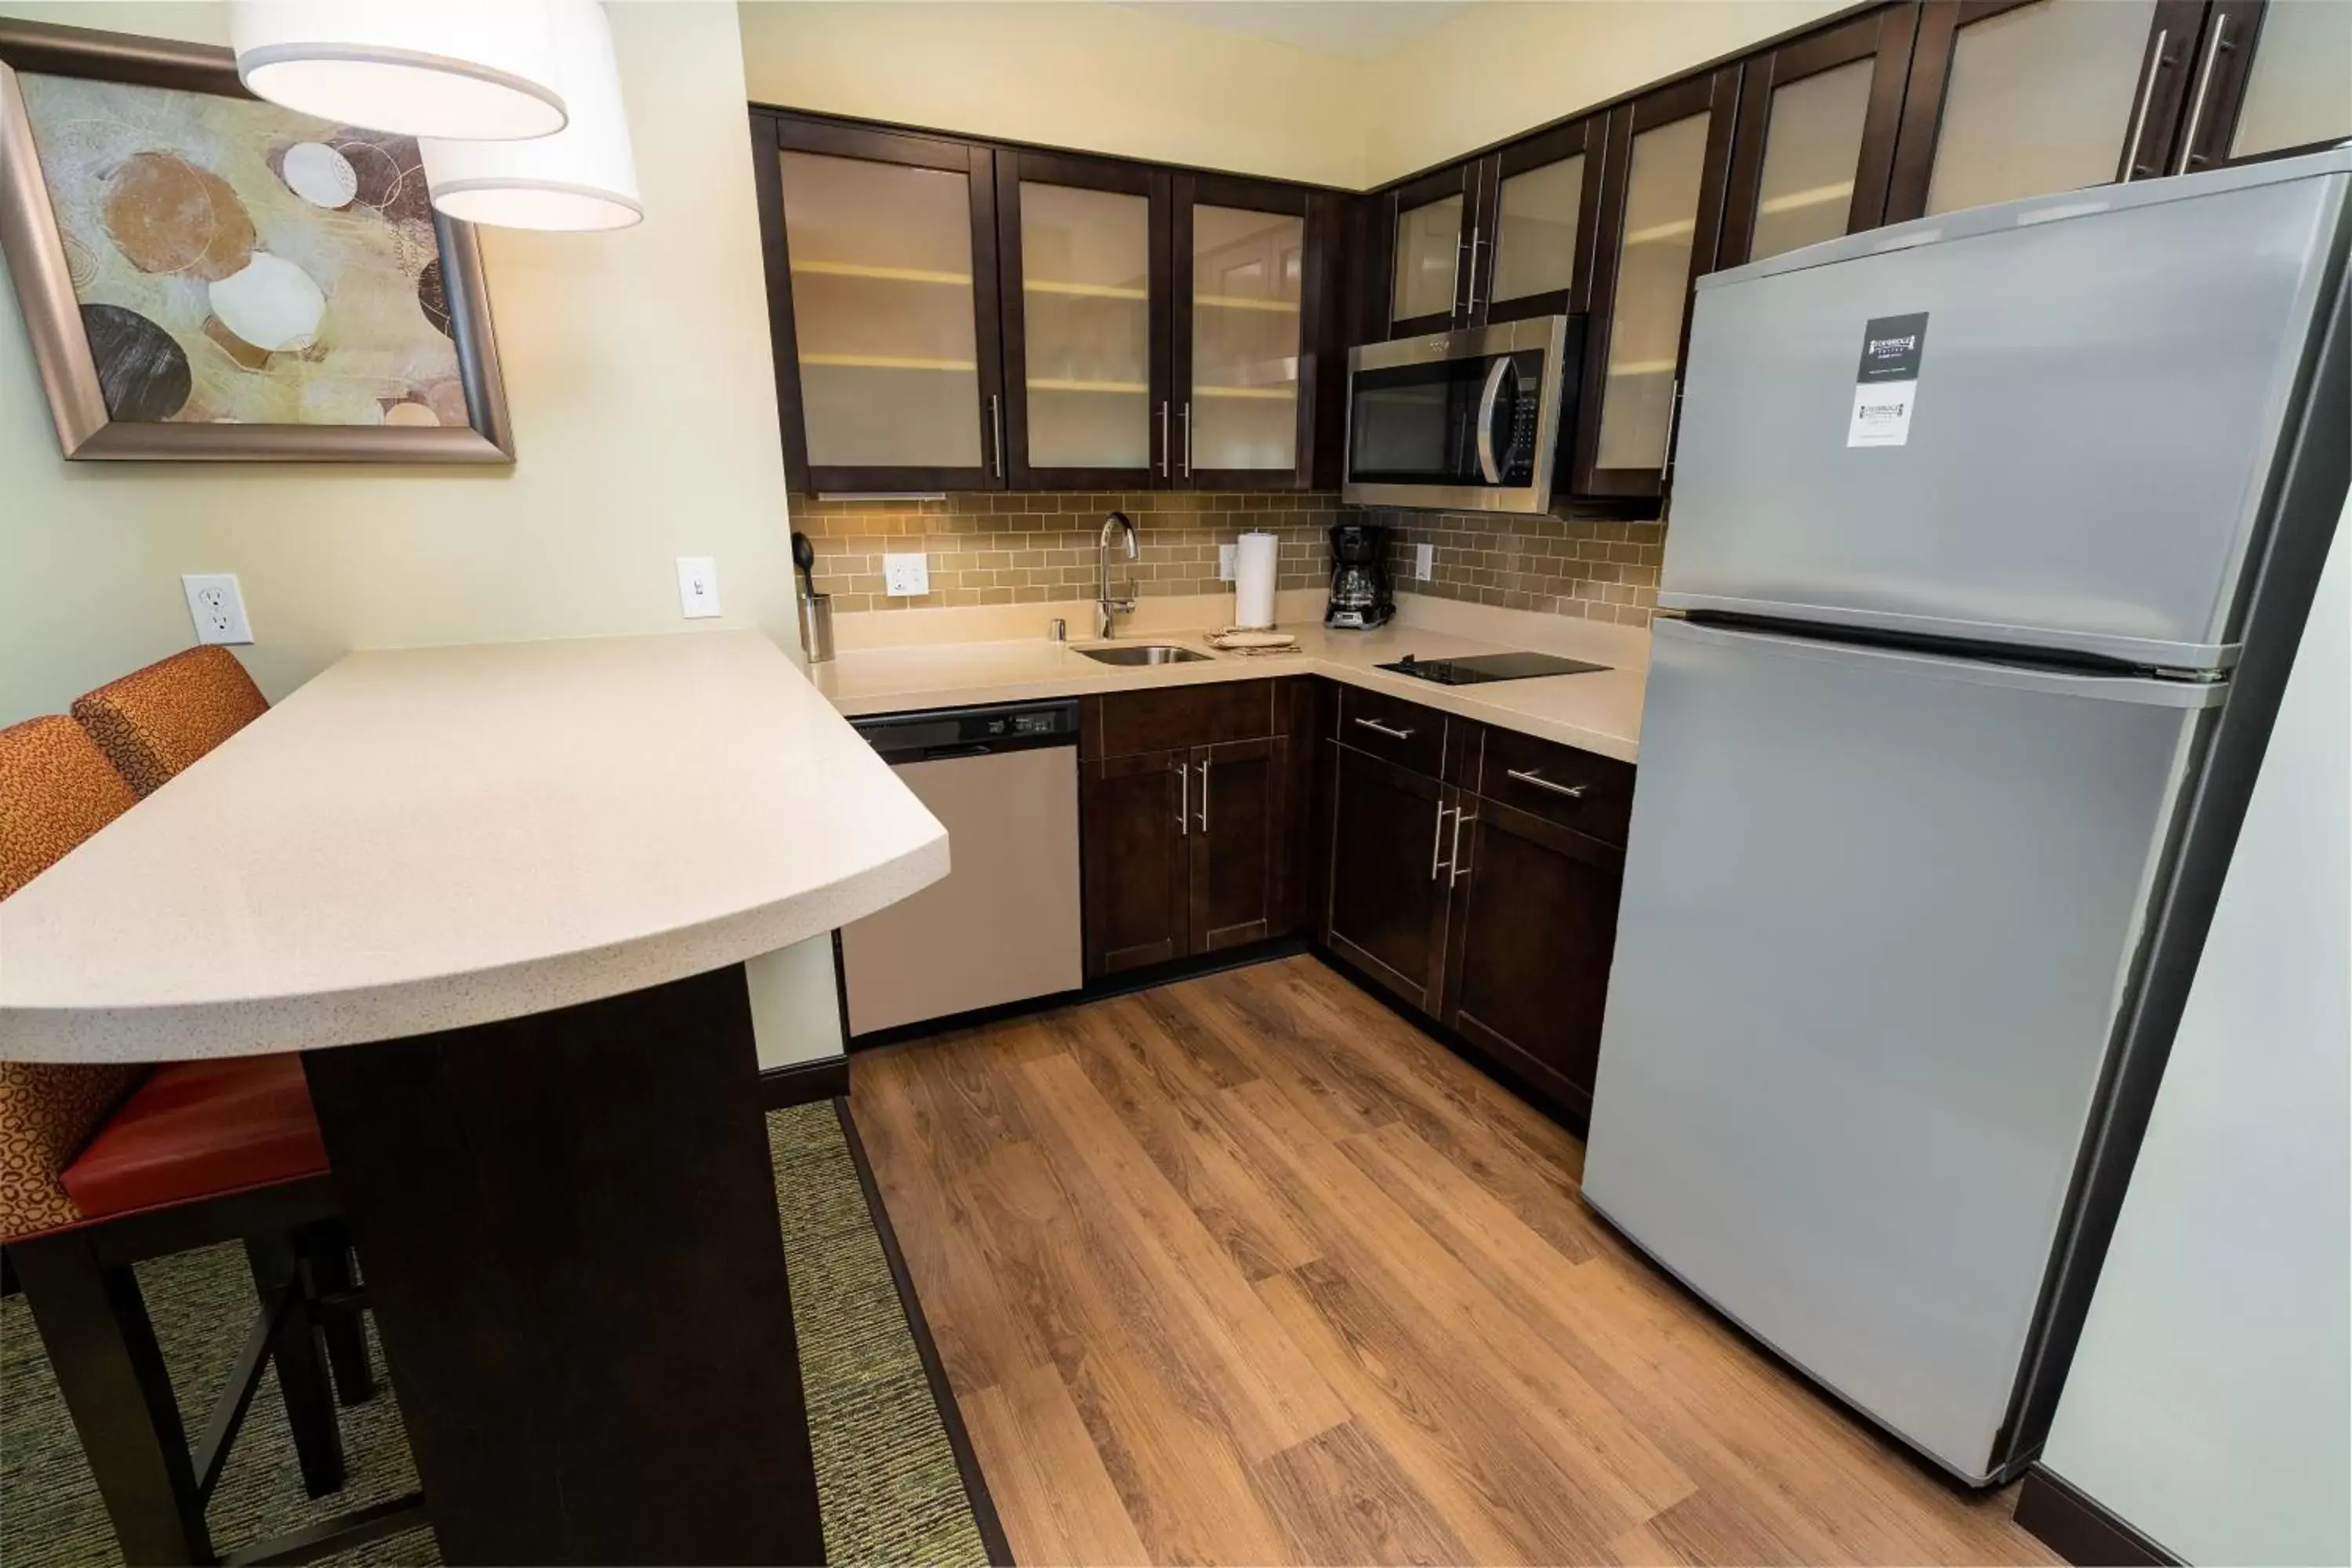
230, 2, 567, 141
420, 1, 642, 231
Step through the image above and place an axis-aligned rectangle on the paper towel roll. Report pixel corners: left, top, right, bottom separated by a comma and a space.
1234, 531, 1279, 629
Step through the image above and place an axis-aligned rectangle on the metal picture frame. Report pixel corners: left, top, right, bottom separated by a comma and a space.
0, 17, 514, 463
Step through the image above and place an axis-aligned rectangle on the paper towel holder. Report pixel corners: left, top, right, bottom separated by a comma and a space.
1232, 529, 1281, 631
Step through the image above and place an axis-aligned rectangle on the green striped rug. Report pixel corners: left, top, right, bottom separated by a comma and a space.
0, 1103, 988, 1567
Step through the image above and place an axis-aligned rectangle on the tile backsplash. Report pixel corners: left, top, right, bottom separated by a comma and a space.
788, 492, 1336, 614
1353, 506, 1665, 628
789, 492, 1664, 629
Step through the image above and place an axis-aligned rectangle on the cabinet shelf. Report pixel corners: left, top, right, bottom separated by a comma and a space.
802, 354, 978, 372
1027, 378, 1149, 394
791, 260, 972, 285
1756, 180, 1854, 217
1605, 359, 1678, 378
1194, 294, 1300, 314
1025, 279, 1149, 300
1194, 384, 1296, 401
1621, 216, 1699, 247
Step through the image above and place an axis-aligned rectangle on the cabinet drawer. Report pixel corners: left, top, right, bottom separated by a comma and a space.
1334, 685, 1446, 777
1475, 726, 1635, 845
1086, 681, 1276, 760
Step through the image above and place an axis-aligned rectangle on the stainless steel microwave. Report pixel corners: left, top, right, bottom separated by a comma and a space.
1341, 315, 1582, 514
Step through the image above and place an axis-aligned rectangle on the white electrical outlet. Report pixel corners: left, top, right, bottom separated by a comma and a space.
1414, 542, 1435, 582
181, 573, 252, 644
676, 556, 722, 619
883, 552, 931, 597
1218, 543, 1238, 583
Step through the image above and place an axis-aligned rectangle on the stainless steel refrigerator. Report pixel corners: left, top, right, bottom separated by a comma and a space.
1582, 147, 2350, 1486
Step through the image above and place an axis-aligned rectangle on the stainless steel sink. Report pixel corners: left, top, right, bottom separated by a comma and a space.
1076, 644, 1210, 666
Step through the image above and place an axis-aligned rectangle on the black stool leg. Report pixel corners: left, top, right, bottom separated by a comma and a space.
13, 1232, 215, 1566
245, 1232, 347, 1499
298, 1223, 375, 1405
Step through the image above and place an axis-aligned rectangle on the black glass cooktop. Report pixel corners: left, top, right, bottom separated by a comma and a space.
1377, 651, 1611, 685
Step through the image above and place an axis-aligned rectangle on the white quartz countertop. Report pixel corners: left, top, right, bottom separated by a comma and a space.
812, 615, 1648, 764
0, 632, 948, 1064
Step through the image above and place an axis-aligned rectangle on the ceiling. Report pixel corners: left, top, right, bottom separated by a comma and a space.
1113, 2, 1471, 60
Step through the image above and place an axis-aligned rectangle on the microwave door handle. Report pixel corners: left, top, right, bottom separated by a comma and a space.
1473, 358, 1510, 484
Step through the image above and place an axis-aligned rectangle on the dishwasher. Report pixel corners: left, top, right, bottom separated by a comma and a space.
838, 699, 1084, 1037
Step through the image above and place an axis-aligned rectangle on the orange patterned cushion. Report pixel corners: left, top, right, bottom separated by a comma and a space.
0, 715, 147, 1239
71, 644, 268, 797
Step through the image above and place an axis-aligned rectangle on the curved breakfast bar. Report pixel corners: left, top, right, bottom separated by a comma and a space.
0, 630, 950, 1563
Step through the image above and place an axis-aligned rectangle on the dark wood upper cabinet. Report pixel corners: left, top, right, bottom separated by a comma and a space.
1886, 0, 2212, 222
1479, 116, 1609, 325
1573, 67, 1739, 503
1720, 5, 1920, 268
2166, 0, 2352, 176
996, 148, 1174, 490
1381, 161, 1482, 336
752, 113, 1006, 495
1172, 173, 1321, 489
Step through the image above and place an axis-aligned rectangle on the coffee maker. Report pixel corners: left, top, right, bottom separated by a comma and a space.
1326, 522, 1394, 630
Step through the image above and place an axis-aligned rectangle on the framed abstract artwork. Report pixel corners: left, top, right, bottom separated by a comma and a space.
0, 18, 513, 462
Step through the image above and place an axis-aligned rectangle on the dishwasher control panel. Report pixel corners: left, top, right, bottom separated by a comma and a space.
853, 698, 1080, 762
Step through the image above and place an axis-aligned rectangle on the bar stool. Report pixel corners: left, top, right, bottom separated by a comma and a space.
71, 644, 376, 1406
0, 716, 404, 1565
71, 644, 270, 797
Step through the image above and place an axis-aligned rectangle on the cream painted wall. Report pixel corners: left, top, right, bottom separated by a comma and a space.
737, 1, 1854, 191
0, 2, 844, 1069
0, 1, 804, 722
738, 1, 1369, 187
1359, 1, 1850, 184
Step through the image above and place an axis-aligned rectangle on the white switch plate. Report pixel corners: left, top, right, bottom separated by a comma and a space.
181, 573, 252, 644
1414, 542, 1435, 581
883, 552, 931, 597
1218, 543, 1238, 582
676, 555, 722, 619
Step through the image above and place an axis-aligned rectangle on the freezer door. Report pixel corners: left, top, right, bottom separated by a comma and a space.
1582, 619, 2221, 1482
1665, 162, 2349, 668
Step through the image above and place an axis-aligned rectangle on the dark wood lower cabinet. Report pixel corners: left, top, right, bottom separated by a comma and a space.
1188, 738, 1276, 953
1082, 749, 1189, 975
1322, 740, 1451, 1013
1439, 797, 1625, 1117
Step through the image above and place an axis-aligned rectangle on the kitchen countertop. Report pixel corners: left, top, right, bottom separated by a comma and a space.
0, 631, 948, 1063
812, 615, 1647, 763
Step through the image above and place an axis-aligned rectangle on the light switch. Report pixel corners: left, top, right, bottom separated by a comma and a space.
676, 556, 721, 619
1414, 542, 1435, 582
883, 552, 931, 597
181, 573, 252, 644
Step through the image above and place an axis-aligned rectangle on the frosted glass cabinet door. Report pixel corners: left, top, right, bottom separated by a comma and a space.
1179, 194, 1306, 481
1722, 6, 1915, 268
1895, 0, 2195, 220
1391, 186, 1467, 328
999, 153, 1170, 484
1482, 118, 1603, 324
760, 117, 1004, 489
1584, 71, 1733, 492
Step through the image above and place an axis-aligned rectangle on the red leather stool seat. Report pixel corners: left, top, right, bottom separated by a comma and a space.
60, 1055, 328, 1222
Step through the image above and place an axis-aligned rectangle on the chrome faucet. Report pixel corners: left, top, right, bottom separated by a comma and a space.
1096, 510, 1138, 639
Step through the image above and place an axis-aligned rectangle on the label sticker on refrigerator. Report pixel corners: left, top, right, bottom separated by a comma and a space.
1848, 312, 1927, 448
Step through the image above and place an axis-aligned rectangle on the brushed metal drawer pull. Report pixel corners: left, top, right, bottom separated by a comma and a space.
1449, 809, 1475, 884
1507, 768, 1587, 799
1355, 717, 1415, 741
1429, 803, 1451, 880
1176, 758, 1189, 836
1196, 758, 1209, 832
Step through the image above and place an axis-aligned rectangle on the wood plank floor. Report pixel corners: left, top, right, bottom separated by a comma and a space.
849, 955, 2060, 1566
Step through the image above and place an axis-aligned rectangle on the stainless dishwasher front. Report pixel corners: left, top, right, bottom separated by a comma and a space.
838, 699, 1083, 1036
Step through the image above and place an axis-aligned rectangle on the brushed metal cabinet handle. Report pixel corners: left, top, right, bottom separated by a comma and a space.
1176, 757, 1188, 836
988, 393, 1004, 479
2121, 27, 2169, 181
1196, 758, 1209, 831
2175, 19, 2230, 175
1354, 717, 1415, 740
1450, 810, 1475, 884
1157, 401, 1170, 478
1507, 768, 1588, 799
1429, 802, 1451, 880
1180, 402, 1192, 480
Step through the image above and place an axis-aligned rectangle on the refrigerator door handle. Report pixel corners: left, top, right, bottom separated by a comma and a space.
1653, 618, 2228, 708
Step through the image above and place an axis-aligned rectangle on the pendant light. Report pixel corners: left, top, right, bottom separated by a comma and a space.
230, 2, 568, 142
420, 1, 643, 231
